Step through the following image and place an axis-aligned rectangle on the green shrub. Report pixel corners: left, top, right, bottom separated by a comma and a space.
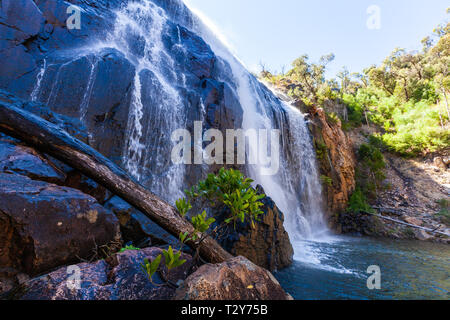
368, 134, 387, 151
381, 101, 449, 156
436, 199, 450, 225
320, 175, 333, 187
342, 93, 365, 128
162, 246, 187, 271
140, 255, 161, 284
315, 141, 328, 160
358, 144, 386, 180
356, 143, 386, 199
185, 168, 265, 228
347, 188, 374, 214
142, 168, 266, 284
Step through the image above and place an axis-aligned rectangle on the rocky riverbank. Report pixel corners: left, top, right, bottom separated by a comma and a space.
0, 92, 292, 298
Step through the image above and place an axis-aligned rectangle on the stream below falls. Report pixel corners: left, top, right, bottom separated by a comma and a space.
274, 236, 450, 300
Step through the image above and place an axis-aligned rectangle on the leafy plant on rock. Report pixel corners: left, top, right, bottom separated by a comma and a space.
141, 168, 266, 284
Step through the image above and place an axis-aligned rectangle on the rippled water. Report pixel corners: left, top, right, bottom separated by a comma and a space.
275, 236, 450, 300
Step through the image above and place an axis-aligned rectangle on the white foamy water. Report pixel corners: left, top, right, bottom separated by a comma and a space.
30, 59, 47, 102
107, 1, 188, 203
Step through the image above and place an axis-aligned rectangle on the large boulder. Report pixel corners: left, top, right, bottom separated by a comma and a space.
0, 173, 121, 277
0, 0, 45, 43
174, 256, 291, 300
0, 138, 66, 184
217, 188, 293, 271
13, 247, 193, 300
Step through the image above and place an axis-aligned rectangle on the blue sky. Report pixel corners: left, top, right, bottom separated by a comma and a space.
184, 0, 449, 78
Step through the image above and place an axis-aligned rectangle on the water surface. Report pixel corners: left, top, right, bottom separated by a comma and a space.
275, 236, 450, 300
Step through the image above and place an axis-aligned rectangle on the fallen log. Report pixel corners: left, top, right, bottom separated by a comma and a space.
363, 211, 449, 237
0, 102, 233, 264
372, 206, 404, 217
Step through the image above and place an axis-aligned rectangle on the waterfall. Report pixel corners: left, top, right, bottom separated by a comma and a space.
30, 59, 47, 102
182, 1, 329, 243
106, 0, 188, 203
27, 0, 328, 249
27, 0, 328, 246
124, 73, 146, 179
80, 58, 98, 123
100, 0, 328, 244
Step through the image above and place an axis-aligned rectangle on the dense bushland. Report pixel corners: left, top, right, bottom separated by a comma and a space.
260, 11, 449, 213
261, 12, 449, 157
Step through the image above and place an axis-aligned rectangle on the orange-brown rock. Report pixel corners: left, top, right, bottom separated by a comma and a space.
216, 187, 293, 272
308, 106, 356, 227
174, 256, 291, 300
0, 173, 121, 278
229, 195, 293, 272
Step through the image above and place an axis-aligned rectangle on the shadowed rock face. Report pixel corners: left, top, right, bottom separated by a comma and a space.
216, 187, 293, 272
0, 0, 295, 280
0, 90, 88, 142
13, 248, 194, 300
175, 256, 291, 300
104, 196, 179, 248
0, 138, 66, 184
0, 173, 121, 276
64, 170, 108, 204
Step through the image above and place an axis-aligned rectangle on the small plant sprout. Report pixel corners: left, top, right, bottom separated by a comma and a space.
119, 245, 140, 253
162, 246, 187, 271
176, 198, 192, 217
140, 254, 162, 283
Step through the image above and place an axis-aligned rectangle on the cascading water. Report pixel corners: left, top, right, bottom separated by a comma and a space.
30, 59, 47, 102
106, 0, 330, 248
79, 58, 98, 122
104, 1, 190, 203
124, 73, 146, 179
181, 2, 329, 245
18, 0, 450, 299
28, 0, 330, 257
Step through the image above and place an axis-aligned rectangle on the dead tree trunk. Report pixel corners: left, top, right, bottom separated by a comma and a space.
0, 102, 233, 264
364, 211, 449, 237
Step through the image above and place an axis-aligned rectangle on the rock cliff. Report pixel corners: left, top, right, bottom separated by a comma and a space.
0, 0, 296, 299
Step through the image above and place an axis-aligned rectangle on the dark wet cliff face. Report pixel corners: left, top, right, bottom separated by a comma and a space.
0, 0, 247, 203
0, 0, 327, 254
